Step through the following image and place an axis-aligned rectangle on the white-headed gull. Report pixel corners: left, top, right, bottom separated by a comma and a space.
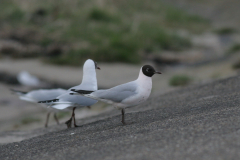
39, 59, 100, 128
17, 71, 41, 87
11, 88, 67, 127
70, 65, 161, 125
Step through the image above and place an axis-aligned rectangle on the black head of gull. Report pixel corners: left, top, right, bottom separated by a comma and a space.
142, 65, 161, 77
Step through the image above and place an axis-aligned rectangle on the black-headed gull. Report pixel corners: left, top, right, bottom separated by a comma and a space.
70, 65, 161, 125
39, 59, 100, 128
11, 88, 67, 127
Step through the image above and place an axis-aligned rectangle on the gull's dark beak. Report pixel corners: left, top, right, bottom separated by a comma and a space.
97, 66, 101, 70
154, 71, 161, 74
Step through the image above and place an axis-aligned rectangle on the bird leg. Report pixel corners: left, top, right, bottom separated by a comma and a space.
45, 112, 51, 128
65, 108, 75, 128
65, 117, 72, 128
54, 113, 59, 125
121, 108, 126, 125
73, 107, 80, 127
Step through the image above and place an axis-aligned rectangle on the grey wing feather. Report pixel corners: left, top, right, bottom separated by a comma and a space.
57, 91, 97, 106
27, 89, 67, 101
93, 81, 138, 103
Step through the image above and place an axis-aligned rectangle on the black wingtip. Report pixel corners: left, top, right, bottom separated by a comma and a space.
52, 99, 58, 102
10, 89, 27, 94
72, 90, 94, 94
69, 93, 74, 95
38, 99, 59, 103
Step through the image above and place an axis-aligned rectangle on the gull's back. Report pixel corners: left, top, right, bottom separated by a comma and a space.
56, 85, 98, 107
20, 89, 67, 102
92, 81, 138, 103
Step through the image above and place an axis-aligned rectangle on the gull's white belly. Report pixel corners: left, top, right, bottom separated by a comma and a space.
120, 82, 152, 108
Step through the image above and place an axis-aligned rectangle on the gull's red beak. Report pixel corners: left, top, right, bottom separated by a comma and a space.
97, 67, 101, 70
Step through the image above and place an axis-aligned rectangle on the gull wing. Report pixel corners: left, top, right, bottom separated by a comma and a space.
57, 91, 98, 107
24, 89, 67, 102
92, 81, 138, 103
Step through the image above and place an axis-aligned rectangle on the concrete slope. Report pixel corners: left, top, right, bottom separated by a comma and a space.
0, 75, 240, 160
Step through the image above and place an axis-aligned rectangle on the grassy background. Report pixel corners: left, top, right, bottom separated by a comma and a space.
0, 0, 210, 66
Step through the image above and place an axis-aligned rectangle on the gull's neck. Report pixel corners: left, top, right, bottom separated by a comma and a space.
81, 67, 97, 91
136, 67, 152, 84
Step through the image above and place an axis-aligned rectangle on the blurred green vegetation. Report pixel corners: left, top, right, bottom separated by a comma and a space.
227, 43, 240, 55
169, 74, 192, 86
57, 112, 71, 119
214, 27, 237, 35
88, 8, 119, 22
232, 60, 240, 69
0, 1, 25, 23
0, 0, 210, 66
21, 116, 41, 125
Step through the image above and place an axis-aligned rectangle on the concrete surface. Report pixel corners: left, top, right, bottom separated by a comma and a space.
0, 75, 240, 160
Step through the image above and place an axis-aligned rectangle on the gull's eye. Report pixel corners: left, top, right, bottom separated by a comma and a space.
146, 68, 153, 72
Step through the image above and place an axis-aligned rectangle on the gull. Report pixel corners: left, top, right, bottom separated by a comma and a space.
39, 59, 100, 128
17, 71, 41, 87
70, 65, 161, 125
11, 88, 67, 127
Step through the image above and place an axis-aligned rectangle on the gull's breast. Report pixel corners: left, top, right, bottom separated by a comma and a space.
122, 81, 152, 107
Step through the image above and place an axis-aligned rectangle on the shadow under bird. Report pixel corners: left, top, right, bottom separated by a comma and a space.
38, 59, 100, 128
70, 65, 161, 125
11, 88, 67, 127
